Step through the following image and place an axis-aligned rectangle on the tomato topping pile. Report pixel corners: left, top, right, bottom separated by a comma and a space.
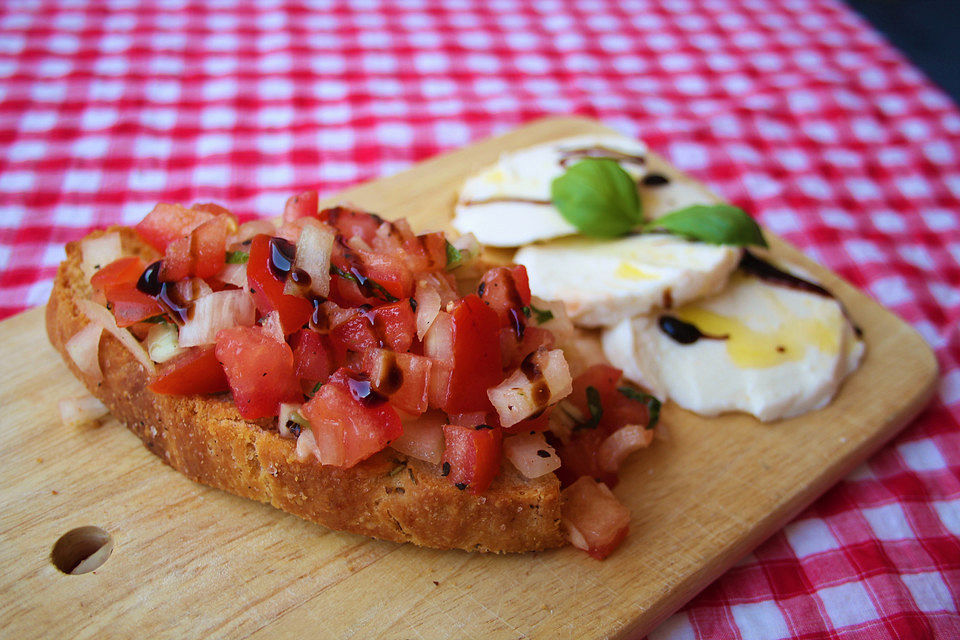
88, 193, 662, 559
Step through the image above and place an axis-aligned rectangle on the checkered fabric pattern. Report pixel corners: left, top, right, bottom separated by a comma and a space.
1, 0, 958, 636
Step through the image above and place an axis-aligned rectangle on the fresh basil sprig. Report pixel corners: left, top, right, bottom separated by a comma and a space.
521, 304, 554, 324
550, 158, 766, 247
551, 158, 641, 238
643, 204, 767, 248
573, 386, 604, 431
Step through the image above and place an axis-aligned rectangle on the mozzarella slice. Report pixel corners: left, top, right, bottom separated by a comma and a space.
515, 234, 742, 327
602, 271, 865, 422
453, 135, 650, 246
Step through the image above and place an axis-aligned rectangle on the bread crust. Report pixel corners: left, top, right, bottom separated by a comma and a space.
46, 228, 564, 552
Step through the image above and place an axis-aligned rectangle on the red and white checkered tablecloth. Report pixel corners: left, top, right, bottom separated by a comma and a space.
2, 0, 958, 637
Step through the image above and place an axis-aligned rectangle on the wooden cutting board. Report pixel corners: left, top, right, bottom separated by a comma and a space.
0, 117, 938, 639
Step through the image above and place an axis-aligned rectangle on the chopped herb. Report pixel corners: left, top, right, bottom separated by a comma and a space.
574, 386, 603, 431
536, 449, 551, 458
454, 482, 467, 490
389, 463, 405, 476
445, 240, 463, 270
475, 424, 493, 430
225, 250, 249, 264
522, 304, 554, 324
309, 381, 323, 397
441, 461, 451, 476
285, 420, 302, 437
618, 386, 662, 429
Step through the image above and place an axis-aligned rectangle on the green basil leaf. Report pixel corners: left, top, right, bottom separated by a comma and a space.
551, 158, 641, 238
225, 250, 249, 264
643, 204, 767, 248
618, 386, 662, 430
445, 240, 462, 270
574, 385, 604, 431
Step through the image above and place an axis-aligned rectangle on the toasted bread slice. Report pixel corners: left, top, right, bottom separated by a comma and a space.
46, 227, 564, 553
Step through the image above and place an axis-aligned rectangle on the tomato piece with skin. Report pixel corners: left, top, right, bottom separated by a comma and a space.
160, 215, 231, 282
246, 234, 313, 335
330, 313, 380, 352
439, 294, 503, 414
561, 476, 630, 560
300, 368, 403, 468
149, 346, 230, 395
290, 329, 338, 393
370, 300, 417, 353
282, 190, 319, 222
135, 203, 216, 252
90, 257, 145, 291
479, 265, 532, 329
318, 206, 383, 245
215, 326, 302, 419
359, 349, 432, 415
104, 282, 163, 327
441, 423, 503, 494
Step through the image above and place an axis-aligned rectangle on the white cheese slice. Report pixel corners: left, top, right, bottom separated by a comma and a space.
455, 134, 670, 247
601, 270, 865, 422
515, 234, 742, 327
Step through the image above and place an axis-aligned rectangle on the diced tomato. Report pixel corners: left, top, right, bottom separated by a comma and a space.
135, 203, 216, 252
160, 215, 231, 282
553, 364, 652, 487
290, 329, 338, 393
330, 313, 380, 352
500, 325, 555, 371
438, 294, 502, 414
282, 190, 319, 222
215, 325, 302, 419
149, 346, 229, 395
479, 265, 532, 329
246, 234, 313, 334
191, 202, 235, 219
561, 476, 630, 560
104, 282, 163, 327
90, 257, 145, 291
360, 349, 432, 415
441, 423, 503, 494
370, 300, 417, 353
357, 250, 414, 300
299, 368, 403, 468
318, 206, 383, 245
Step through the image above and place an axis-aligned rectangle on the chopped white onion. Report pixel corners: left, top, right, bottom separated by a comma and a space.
78, 299, 156, 375
452, 232, 480, 258
80, 233, 123, 282
230, 219, 277, 247
488, 348, 572, 427
217, 263, 248, 289
260, 310, 285, 342
145, 322, 181, 363
65, 323, 103, 381
414, 278, 442, 340
178, 290, 256, 347
289, 219, 334, 298
597, 424, 655, 473
278, 402, 306, 439
295, 427, 320, 462
59, 395, 110, 429
503, 432, 561, 478
390, 412, 446, 464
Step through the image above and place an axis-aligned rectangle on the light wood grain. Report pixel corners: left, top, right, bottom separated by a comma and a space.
0, 117, 937, 639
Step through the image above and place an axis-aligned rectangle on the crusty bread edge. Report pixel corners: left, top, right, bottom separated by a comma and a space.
46, 227, 565, 553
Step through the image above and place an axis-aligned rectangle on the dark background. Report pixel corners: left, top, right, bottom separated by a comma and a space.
846, 0, 960, 103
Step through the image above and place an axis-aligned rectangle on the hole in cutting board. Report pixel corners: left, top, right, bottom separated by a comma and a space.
51, 526, 113, 575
